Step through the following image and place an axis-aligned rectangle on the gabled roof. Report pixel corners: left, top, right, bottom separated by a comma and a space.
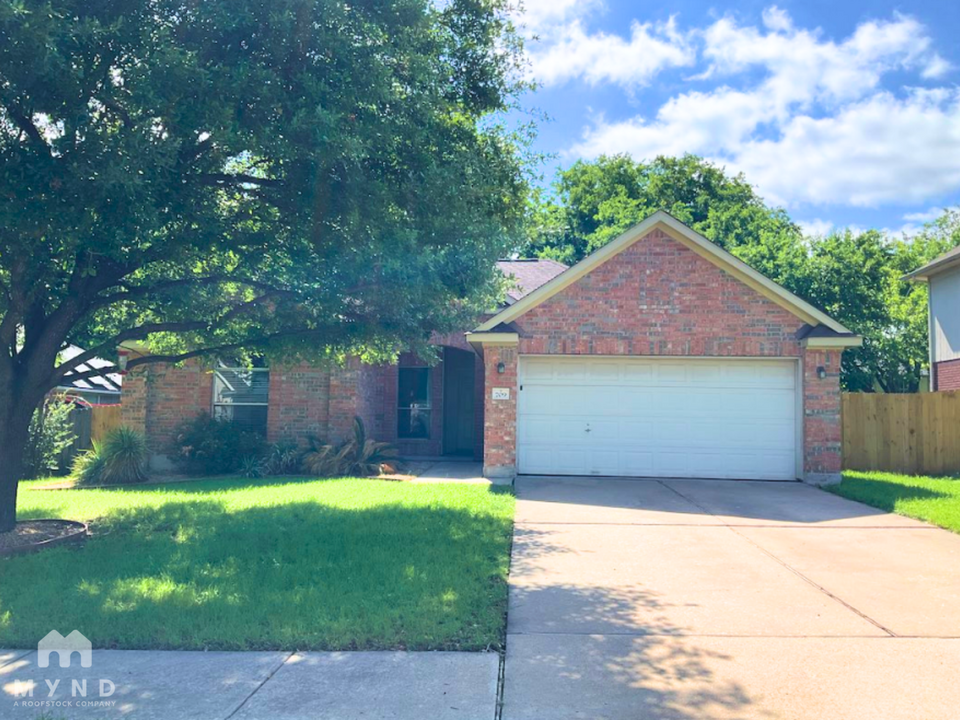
496, 259, 568, 304
473, 210, 856, 338
903, 244, 960, 281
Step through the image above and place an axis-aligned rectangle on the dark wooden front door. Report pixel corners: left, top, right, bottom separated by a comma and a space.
442, 348, 476, 456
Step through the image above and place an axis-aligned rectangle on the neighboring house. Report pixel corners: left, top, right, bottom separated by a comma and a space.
56, 345, 122, 405
906, 245, 960, 392
123, 211, 860, 484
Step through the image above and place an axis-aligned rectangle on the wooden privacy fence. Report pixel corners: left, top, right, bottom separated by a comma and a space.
90, 404, 122, 442
842, 391, 960, 475
58, 404, 124, 468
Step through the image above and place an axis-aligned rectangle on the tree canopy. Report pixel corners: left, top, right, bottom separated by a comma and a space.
525, 154, 960, 394
0, 0, 530, 530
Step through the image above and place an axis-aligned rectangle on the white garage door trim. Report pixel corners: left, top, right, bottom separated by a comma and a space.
517, 356, 802, 481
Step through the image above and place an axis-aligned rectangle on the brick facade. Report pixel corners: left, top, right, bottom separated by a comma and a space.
122, 359, 213, 462
123, 346, 486, 466
124, 227, 848, 483
516, 229, 802, 357
801, 349, 842, 481
934, 358, 960, 391
481, 345, 518, 479
479, 227, 844, 483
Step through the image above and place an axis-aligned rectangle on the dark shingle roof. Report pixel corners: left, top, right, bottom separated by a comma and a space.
496, 259, 568, 303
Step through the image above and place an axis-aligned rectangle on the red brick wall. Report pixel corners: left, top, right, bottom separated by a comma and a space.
934, 358, 960, 391
481, 345, 518, 478
267, 363, 331, 442
125, 348, 485, 465
120, 359, 213, 456
477, 227, 844, 482
517, 228, 802, 358
802, 349, 842, 478
121, 366, 148, 435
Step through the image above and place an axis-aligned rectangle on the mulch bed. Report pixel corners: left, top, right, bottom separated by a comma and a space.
0, 519, 88, 557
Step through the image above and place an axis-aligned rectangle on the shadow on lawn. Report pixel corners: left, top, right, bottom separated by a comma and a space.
833, 476, 951, 509
0, 491, 513, 652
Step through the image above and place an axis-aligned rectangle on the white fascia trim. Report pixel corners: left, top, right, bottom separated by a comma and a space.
464, 332, 519, 346
800, 336, 863, 349
474, 211, 853, 335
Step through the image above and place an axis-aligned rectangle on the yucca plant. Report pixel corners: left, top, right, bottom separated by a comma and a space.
302, 436, 341, 477
302, 417, 399, 477
72, 442, 107, 486
73, 427, 148, 486
342, 417, 399, 476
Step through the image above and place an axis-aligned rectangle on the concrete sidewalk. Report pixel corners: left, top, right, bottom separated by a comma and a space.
0, 649, 498, 719
503, 476, 960, 720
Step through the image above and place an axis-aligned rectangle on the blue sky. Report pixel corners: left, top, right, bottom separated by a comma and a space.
510, 1, 960, 236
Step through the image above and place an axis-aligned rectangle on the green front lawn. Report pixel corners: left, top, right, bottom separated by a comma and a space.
828, 470, 960, 533
1, 477, 514, 651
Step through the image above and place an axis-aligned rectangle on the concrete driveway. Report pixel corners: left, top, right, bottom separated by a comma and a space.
503, 476, 960, 720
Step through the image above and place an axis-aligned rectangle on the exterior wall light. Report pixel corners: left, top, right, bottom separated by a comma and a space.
817, 366, 827, 380
497, 361, 506, 374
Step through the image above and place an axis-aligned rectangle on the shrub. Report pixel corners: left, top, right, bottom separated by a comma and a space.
73, 427, 148, 486
72, 443, 107, 486
238, 455, 265, 479
303, 417, 399, 477
171, 413, 266, 475
261, 440, 302, 476
23, 396, 77, 478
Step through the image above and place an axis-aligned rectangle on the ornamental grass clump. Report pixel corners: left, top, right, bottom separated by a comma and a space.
73, 427, 148, 486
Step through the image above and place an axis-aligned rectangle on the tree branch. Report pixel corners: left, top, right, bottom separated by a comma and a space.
189, 173, 285, 188
0, 96, 51, 155
53, 292, 287, 382
59, 367, 122, 392
89, 276, 286, 311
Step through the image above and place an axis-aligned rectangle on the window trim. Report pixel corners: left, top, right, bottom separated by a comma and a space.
212, 360, 270, 434
397, 366, 432, 440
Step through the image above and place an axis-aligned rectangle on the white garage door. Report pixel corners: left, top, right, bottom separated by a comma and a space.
517, 357, 799, 481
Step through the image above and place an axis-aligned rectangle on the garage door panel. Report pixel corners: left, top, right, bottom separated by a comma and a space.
518, 357, 798, 481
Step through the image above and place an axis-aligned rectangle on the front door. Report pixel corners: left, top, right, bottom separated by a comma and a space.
442, 348, 476, 456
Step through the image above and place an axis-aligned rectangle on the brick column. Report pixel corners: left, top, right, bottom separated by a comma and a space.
120, 366, 148, 435
802, 348, 842, 485
481, 345, 518, 483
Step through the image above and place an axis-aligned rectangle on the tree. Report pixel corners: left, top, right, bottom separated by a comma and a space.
526, 154, 960, 394
0, 0, 530, 531
524, 154, 804, 264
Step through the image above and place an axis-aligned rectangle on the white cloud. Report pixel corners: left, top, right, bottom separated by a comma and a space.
701, 12, 940, 107
903, 207, 944, 223
527, 18, 695, 88
514, 0, 601, 33
922, 54, 952, 79
561, 7, 959, 208
797, 219, 834, 237
732, 90, 960, 207
761, 6, 793, 33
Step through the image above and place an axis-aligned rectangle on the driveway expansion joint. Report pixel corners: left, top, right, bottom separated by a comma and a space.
656, 479, 899, 638
223, 651, 296, 720
0, 649, 33, 669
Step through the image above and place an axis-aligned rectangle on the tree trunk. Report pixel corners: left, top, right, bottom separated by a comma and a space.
0, 405, 36, 533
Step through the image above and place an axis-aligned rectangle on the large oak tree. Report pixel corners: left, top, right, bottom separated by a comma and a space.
0, 0, 530, 531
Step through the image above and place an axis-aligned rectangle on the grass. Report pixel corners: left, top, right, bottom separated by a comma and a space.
1, 476, 515, 652
828, 470, 960, 533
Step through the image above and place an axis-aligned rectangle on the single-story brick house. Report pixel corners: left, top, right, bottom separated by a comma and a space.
905, 244, 960, 391
123, 211, 861, 484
